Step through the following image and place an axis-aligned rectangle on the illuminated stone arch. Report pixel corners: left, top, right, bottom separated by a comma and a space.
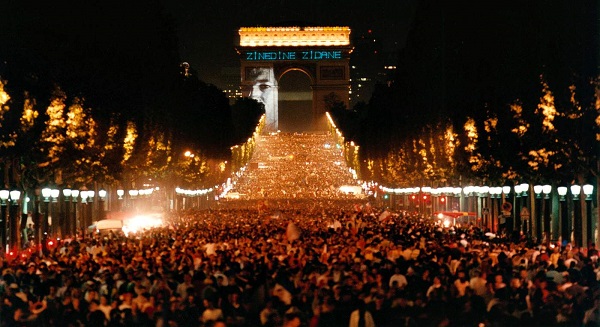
237, 26, 352, 132
275, 65, 315, 83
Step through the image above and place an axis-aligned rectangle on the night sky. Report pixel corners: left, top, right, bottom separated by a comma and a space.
159, 0, 418, 88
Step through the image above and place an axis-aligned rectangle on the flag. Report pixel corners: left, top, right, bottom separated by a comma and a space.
205, 243, 216, 256
379, 210, 391, 222
273, 281, 293, 305
365, 202, 373, 214
333, 220, 342, 230
354, 203, 363, 212
286, 222, 301, 241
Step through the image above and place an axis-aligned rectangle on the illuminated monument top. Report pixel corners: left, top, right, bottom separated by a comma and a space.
238, 26, 352, 132
239, 26, 351, 47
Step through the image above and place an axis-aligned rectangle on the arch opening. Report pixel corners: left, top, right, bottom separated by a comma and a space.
277, 70, 315, 132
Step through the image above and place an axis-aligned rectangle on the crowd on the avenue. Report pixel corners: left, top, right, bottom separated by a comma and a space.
0, 203, 599, 327
1, 132, 597, 327
229, 133, 361, 200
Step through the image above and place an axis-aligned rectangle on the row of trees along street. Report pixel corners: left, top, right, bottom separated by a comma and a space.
0, 0, 264, 247
329, 0, 598, 194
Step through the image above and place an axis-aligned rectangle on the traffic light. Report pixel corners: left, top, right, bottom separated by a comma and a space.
383, 194, 389, 200
440, 196, 446, 203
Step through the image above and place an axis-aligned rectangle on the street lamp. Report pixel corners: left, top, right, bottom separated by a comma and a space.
62, 188, 72, 198
116, 189, 124, 211
571, 185, 582, 246
41, 187, 51, 254
62, 188, 72, 238
478, 186, 489, 229
8, 190, 21, 249
87, 190, 95, 225
71, 190, 79, 237
514, 184, 523, 235
80, 190, 89, 237
488, 187, 500, 232
452, 187, 462, 212
583, 184, 594, 246
98, 189, 107, 221
519, 183, 530, 235
583, 184, 594, 200
557, 186, 568, 244
0, 190, 9, 252
41, 188, 51, 201
463, 186, 474, 214
534, 185, 543, 240
542, 185, 552, 242
50, 189, 59, 202
8, 191, 20, 202
501, 186, 511, 233
49, 188, 59, 237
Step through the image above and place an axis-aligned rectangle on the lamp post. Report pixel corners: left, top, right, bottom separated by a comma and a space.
452, 187, 462, 212
32, 188, 42, 256
71, 189, 79, 237
519, 183, 530, 236
533, 185, 543, 241
87, 190, 95, 228
501, 186, 511, 234
463, 186, 473, 214
514, 184, 523, 235
542, 185, 552, 242
571, 185, 582, 246
495, 186, 505, 232
583, 184, 594, 247
50, 188, 59, 238
8, 190, 21, 250
117, 189, 124, 212
0, 190, 9, 252
479, 186, 489, 229
488, 187, 498, 232
20, 195, 30, 249
41, 187, 51, 254
62, 189, 71, 238
80, 190, 89, 238
98, 189, 107, 221
557, 186, 568, 245
422, 186, 431, 216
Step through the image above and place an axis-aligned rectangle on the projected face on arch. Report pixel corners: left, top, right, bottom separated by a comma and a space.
247, 67, 274, 104
245, 67, 278, 129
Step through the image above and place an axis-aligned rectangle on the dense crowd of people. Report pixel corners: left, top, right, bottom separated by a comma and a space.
1, 132, 597, 327
228, 133, 361, 200
0, 203, 598, 326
